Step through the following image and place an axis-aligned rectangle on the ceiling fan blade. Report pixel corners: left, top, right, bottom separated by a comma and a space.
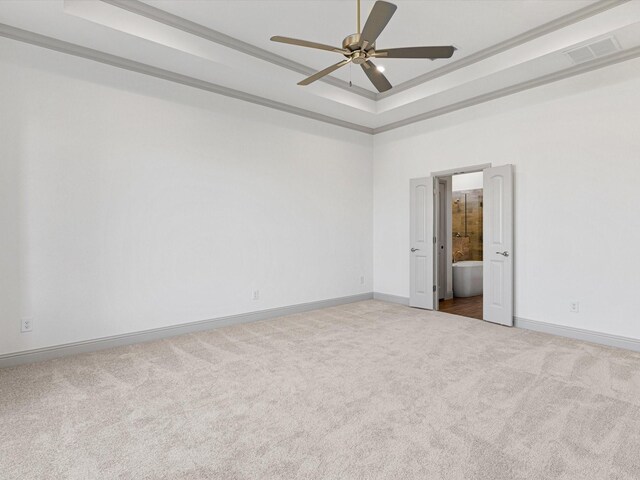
361, 60, 392, 93
271, 36, 348, 54
360, 1, 397, 49
298, 59, 351, 86
374, 46, 456, 59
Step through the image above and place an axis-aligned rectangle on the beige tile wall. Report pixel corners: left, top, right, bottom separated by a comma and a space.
452, 189, 483, 261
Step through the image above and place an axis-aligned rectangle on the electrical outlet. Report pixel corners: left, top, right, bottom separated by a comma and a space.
21, 317, 33, 333
360, 275, 365, 285
252, 290, 260, 301
569, 301, 579, 313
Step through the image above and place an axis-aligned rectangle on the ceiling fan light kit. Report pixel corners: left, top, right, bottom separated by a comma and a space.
271, 0, 456, 93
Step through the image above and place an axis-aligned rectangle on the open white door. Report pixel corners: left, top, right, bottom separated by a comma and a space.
410, 177, 435, 309
483, 165, 514, 326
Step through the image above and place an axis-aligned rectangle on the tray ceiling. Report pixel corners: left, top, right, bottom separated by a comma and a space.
1, 0, 639, 133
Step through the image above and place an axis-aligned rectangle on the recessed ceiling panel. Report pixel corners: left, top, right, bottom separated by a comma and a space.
145, 0, 599, 90
1, 0, 639, 134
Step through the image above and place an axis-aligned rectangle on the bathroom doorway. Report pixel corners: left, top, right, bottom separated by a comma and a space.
436, 171, 484, 320
409, 164, 513, 325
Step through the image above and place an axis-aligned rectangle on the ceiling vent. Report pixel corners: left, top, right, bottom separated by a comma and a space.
566, 37, 621, 64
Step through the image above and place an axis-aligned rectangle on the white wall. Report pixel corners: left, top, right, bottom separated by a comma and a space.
374, 57, 640, 339
452, 172, 483, 191
4, 37, 640, 356
0, 39, 373, 355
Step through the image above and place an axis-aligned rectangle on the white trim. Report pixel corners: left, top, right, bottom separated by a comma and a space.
373, 44, 640, 134
105, 0, 622, 102
515, 316, 640, 353
371, 297, 640, 352
99, 0, 377, 100
2, 23, 640, 135
431, 166, 488, 311
0, 25, 374, 135
371, 299, 640, 352
377, 0, 627, 99
373, 292, 410, 306
374, 295, 640, 352
434, 176, 454, 307
431, 164, 492, 178
5, 295, 638, 367
0, 293, 373, 368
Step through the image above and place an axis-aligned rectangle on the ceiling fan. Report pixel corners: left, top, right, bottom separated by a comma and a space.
270, 0, 456, 93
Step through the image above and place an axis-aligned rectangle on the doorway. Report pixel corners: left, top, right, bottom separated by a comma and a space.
409, 164, 514, 326
438, 171, 484, 320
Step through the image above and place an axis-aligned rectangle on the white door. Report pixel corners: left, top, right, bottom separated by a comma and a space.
483, 165, 514, 326
410, 177, 435, 309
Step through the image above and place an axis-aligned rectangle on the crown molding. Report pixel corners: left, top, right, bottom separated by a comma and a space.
0, 24, 374, 134
100, 0, 377, 100
101, 0, 625, 102
377, 0, 628, 99
373, 44, 640, 134
1, 22, 639, 136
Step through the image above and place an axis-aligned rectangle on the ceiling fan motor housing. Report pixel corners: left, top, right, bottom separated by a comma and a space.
343, 33, 374, 64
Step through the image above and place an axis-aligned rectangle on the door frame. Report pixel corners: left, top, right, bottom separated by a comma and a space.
437, 178, 453, 301
431, 163, 491, 313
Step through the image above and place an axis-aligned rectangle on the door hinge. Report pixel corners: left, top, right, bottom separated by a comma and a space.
433, 285, 437, 292
433, 237, 436, 244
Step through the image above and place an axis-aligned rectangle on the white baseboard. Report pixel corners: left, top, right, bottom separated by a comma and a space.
515, 317, 640, 353
372, 291, 640, 353
6, 294, 637, 368
373, 292, 410, 305
0, 293, 374, 368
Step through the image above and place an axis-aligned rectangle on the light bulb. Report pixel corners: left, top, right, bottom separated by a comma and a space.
376, 65, 385, 73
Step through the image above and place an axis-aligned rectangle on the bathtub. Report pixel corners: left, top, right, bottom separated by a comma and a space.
452, 261, 483, 297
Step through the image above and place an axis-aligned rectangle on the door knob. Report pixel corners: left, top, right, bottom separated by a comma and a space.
411, 248, 420, 252
496, 251, 509, 257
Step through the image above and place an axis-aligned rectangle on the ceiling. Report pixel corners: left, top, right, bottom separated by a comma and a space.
1, 0, 640, 133
147, 0, 596, 90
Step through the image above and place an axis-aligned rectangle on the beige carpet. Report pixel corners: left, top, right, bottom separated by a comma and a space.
2, 300, 640, 479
